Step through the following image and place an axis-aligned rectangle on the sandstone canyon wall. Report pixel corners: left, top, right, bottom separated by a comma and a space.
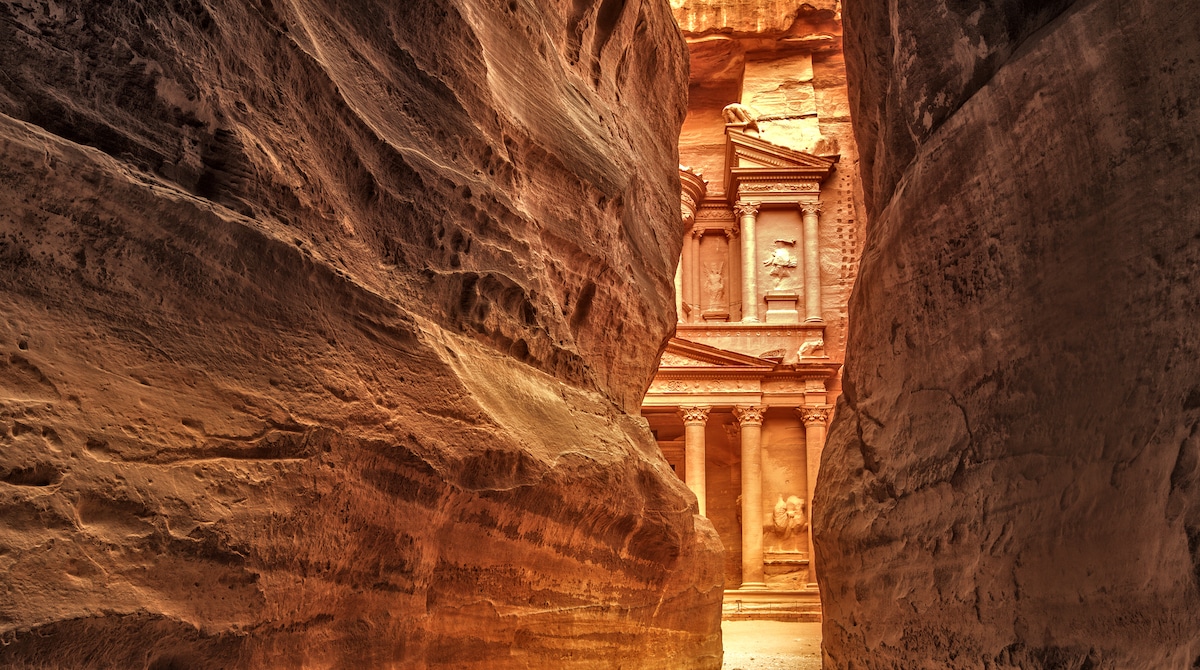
0, 1, 725, 667
816, 0, 1200, 667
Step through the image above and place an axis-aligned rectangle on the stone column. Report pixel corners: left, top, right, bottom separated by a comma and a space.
679, 406, 710, 516
681, 230, 700, 326
798, 405, 832, 585
725, 224, 741, 321
800, 201, 822, 322
735, 202, 760, 322
674, 254, 684, 323
734, 404, 767, 589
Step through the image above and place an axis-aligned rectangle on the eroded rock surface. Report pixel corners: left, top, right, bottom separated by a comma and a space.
816, 0, 1200, 667
0, 1, 723, 667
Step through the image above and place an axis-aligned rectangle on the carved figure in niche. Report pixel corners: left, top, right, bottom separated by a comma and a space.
763, 239, 798, 289
703, 261, 726, 309
722, 103, 760, 136
772, 495, 807, 538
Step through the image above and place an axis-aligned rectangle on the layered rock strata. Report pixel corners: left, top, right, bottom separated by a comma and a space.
816, 0, 1200, 667
0, 0, 724, 667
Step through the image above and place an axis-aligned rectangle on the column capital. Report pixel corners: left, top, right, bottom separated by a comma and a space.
678, 405, 711, 426
734, 201, 760, 218
797, 405, 833, 426
723, 224, 739, 239
733, 405, 766, 427
799, 201, 822, 217
723, 422, 741, 439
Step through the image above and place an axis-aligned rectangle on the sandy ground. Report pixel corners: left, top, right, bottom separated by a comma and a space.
722, 621, 822, 670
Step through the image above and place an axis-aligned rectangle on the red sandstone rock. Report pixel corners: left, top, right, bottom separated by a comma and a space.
0, 1, 723, 667
817, 0, 1200, 667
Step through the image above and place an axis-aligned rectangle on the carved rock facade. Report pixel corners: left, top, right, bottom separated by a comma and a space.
646, 1, 863, 620
0, 1, 724, 667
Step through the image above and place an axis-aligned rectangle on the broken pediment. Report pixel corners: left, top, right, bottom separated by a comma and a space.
724, 129, 838, 204
658, 337, 779, 369
727, 130, 838, 170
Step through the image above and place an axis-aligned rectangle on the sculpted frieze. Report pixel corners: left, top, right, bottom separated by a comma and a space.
738, 181, 820, 194
696, 208, 733, 221
659, 352, 704, 367
649, 378, 760, 394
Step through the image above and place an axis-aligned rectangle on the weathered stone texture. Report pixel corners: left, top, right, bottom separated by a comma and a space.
817, 0, 1200, 667
671, 0, 838, 36
0, 0, 724, 667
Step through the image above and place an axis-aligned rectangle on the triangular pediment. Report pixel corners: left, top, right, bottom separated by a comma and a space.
726, 131, 838, 172
658, 337, 778, 369
723, 130, 838, 204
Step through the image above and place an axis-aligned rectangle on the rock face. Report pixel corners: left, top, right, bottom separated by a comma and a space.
816, 0, 1200, 667
0, 1, 724, 667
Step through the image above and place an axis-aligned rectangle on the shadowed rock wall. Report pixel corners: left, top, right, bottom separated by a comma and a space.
0, 1, 724, 667
816, 0, 1200, 667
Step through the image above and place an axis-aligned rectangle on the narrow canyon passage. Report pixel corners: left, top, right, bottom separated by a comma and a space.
1, 0, 1199, 668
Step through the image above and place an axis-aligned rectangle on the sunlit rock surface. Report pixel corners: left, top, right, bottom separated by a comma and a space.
0, 1, 724, 667
816, 0, 1200, 667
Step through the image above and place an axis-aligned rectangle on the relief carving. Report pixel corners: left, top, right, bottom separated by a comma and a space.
703, 262, 726, 310
739, 182, 819, 194
678, 406, 711, 425
658, 353, 698, 367
798, 338, 825, 358
734, 201, 760, 218
733, 405, 766, 426
763, 239, 798, 289
722, 103, 760, 135
696, 208, 734, 222
650, 378, 758, 394
798, 406, 832, 426
772, 495, 807, 538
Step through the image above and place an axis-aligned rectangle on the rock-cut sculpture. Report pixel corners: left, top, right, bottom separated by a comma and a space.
763, 239, 798, 288
773, 494, 807, 538
722, 102, 760, 135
